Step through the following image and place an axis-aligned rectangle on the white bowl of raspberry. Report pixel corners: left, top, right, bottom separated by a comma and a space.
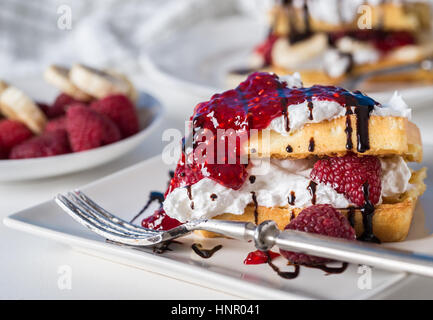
0, 91, 163, 181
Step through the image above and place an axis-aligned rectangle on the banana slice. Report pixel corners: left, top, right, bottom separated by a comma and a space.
0, 86, 47, 134
69, 64, 137, 101
272, 33, 329, 70
44, 65, 92, 101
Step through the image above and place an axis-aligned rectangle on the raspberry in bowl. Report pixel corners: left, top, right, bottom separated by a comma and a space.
0, 65, 163, 181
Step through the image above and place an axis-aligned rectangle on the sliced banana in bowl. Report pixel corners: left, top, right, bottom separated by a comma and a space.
44, 65, 93, 101
0, 86, 47, 134
69, 64, 137, 101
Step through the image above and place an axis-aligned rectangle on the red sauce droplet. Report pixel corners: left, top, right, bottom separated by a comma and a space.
141, 208, 182, 231
244, 250, 280, 265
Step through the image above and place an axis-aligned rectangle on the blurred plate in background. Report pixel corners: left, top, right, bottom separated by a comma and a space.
141, 13, 433, 108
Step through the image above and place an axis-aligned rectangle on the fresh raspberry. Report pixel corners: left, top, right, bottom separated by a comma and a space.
44, 116, 67, 133
90, 94, 139, 138
0, 120, 33, 158
9, 130, 70, 159
47, 93, 87, 118
280, 204, 356, 266
310, 153, 381, 206
66, 104, 121, 152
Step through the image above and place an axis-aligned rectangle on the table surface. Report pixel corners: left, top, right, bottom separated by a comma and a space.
2, 74, 433, 299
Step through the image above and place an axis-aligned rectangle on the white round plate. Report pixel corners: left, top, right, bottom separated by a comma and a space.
0, 90, 163, 182
141, 15, 433, 107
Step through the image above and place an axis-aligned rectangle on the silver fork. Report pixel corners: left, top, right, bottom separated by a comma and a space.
341, 58, 433, 91
56, 190, 433, 278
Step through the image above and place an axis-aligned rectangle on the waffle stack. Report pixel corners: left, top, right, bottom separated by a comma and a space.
162, 72, 426, 243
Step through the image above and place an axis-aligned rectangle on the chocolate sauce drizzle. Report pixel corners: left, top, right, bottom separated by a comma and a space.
281, 97, 290, 132
345, 115, 353, 150
251, 191, 259, 224
130, 191, 164, 224
308, 137, 315, 152
290, 211, 295, 221
354, 105, 374, 153
288, 191, 296, 206
358, 182, 381, 243
210, 193, 218, 201
191, 243, 223, 259
307, 101, 314, 120
307, 181, 317, 205
347, 206, 356, 228
186, 185, 194, 210
249, 175, 256, 184
285, 0, 312, 44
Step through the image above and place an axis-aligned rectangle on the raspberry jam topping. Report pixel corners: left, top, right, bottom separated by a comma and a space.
254, 34, 278, 66
141, 208, 182, 231
329, 30, 416, 53
244, 250, 280, 265
167, 72, 379, 195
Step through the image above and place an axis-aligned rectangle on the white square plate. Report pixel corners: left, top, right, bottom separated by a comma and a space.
4, 145, 433, 299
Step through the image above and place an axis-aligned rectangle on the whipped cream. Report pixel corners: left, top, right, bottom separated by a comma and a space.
381, 156, 412, 198
267, 74, 411, 135
323, 50, 352, 78
163, 156, 412, 222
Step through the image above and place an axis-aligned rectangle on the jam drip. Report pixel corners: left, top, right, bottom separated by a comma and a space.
191, 243, 223, 259
130, 191, 164, 224
167, 73, 379, 196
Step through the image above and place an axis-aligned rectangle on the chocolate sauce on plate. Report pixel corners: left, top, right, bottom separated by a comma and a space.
191, 243, 223, 259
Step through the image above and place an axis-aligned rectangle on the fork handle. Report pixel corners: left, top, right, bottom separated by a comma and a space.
272, 223, 433, 278
198, 219, 433, 277
190, 219, 256, 240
